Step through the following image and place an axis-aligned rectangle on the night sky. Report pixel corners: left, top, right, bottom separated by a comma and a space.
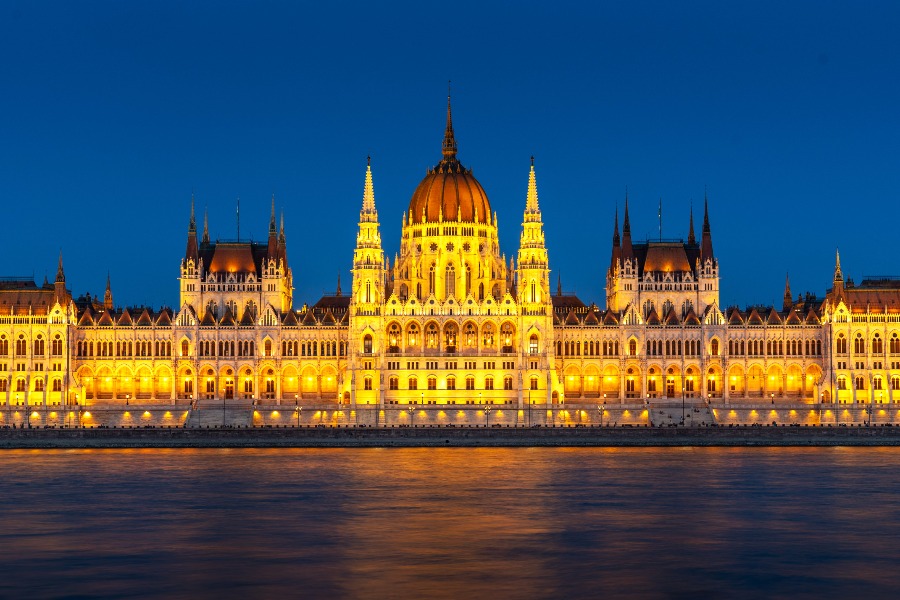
2, 2, 898, 311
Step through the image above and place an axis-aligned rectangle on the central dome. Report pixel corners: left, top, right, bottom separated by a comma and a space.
407, 96, 492, 224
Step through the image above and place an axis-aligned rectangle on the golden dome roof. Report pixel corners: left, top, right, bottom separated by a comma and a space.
408, 95, 492, 224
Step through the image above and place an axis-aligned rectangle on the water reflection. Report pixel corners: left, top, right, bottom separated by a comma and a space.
1, 448, 900, 599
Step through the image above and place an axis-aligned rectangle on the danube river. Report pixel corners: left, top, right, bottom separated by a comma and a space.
2, 448, 900, 599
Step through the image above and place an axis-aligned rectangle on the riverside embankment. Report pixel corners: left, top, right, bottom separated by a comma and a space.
3, 425, 900, 448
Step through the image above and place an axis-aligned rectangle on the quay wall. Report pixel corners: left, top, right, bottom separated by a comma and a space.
2, 425, 900, 449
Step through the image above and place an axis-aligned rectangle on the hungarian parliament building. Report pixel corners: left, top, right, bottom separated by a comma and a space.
3, 99, 899, 419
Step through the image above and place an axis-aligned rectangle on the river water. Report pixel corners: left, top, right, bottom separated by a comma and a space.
2, 447, 900, 599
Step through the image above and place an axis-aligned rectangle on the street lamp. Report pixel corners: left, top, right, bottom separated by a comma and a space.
126, 393, 130, 406
598, 404, 604, 428
297, 404, 302, 428
770, 392, 774, 405
407, 405, 415, 427
485, 405, 492, 427
681, 385, 686, 426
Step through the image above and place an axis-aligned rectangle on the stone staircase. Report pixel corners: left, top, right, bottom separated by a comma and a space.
185, 398, 254, 428
649, 402, 718, 427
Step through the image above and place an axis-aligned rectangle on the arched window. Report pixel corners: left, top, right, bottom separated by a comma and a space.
52, 335, 63, 356
429, 264, 436, 295
501, 323, 515, 351
363, 334, 373, 354
711, 339, 719, 356
464, 323, 476, 348
628, 339, 637, 356
181, 340, 190, 357
426, 323, 438, 348
364, 376, 373, 391
891, 333, 900, 354
482, 324, 495, 347
0, 335, 7, 356
854, 334, 865, 354
445, 264, 456, 298
16, 335, 27, 356
408, 376, 418, 390
264, 340, 273, 357
529, 334, 539, 354
34, 378, 44, 392
504, 376, 513, 390
465, 264, 472, 296
407, 323, 419, 347
389, 376, 399, 390
387, 323, 401, 351
365, 280, 372, 303
873, 334, 883, 354
485, 376, 494, 390
836, 334, 847, 354
444, 322, 458, 351
52, 379, 62, 392
427, 376, 437, 390
855, 376, 866, 390
873, 376, 883, 391
530, 376, 539, 390
465, 376, 475, 390
478, 282, 485, 301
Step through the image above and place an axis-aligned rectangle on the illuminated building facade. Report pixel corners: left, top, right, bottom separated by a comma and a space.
2, 97, 899, 425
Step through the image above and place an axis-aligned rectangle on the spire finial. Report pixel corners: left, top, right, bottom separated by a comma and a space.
557, 272, 562, 297
442, 81, 458, 161
688, 201, 696, 244
202, 206, 209, 244
236, 196, 240, 242
280, 210, 285, 240
336, 272, 342, 296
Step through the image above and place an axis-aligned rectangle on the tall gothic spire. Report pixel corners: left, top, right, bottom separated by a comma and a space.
186, 194, 199, 260
269, 194, 277, 233
279, 210, 285, 243
834, 249, 843, 282
783, 273, 792, 312
610, 205, 621, 273
189, 192, 196, 233
55, 251, 65, 283
621, 191, 634, 261
104, 273, 113, 310
361, 156, 378, 220
336, 272, 342, 297
442, 82, 458, 161
700, 192, 714, 262
688, 203, 696, 245
525, 156, 540, 213
202, 207, 209, 244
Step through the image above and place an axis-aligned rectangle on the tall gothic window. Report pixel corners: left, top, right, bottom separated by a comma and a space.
445, 264, 455, 299
429, 264, 436, 295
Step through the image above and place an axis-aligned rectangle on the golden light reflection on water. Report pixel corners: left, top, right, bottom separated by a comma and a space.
1, 447, 900, 599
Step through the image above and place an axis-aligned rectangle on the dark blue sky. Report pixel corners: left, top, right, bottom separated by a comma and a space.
3, 1, 898, 310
